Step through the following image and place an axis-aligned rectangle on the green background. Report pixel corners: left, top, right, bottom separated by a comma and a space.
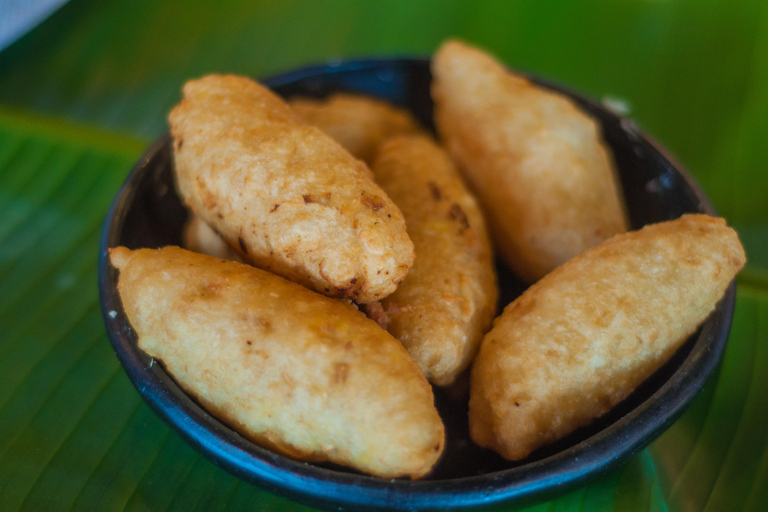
1, 0, 767, 510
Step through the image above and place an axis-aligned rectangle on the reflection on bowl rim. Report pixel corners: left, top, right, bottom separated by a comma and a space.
98, 57, 736, 511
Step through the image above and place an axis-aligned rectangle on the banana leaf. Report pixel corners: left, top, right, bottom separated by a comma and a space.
1, 0, 767, 510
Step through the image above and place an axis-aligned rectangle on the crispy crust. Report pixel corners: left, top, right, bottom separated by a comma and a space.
110, 246, 444, 478
169, 75, 414, 303
469, 214, 745, 460
431, 40, 628, 282
367, 135, 498, 386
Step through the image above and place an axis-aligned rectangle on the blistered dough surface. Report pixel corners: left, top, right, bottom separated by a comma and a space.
369, 135, 497, 386
169, 75, 414, 302
110, 246, 444, 478
469, 215, 745, 460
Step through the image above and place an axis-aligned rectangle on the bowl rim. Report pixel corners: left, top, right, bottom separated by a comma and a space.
98, 57, 736, 511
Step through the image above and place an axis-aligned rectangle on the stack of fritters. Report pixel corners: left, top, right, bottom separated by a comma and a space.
110, 40, 745, 479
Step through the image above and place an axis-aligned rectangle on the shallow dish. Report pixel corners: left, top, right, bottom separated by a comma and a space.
98, 58, 736, 511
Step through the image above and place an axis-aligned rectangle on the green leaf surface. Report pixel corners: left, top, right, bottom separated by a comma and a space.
0, 0, 766, 510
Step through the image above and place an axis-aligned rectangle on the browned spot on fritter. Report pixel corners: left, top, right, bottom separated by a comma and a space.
246, 340, 252, 345
238, 237, 248, 254
332, 362, 350, 384
270, 204, 280, 212
361, 191, 385, 211
256, 317, 272, 331
449, 203, 470, 229
251, 348, 269, 360
176, 138, 183, 150
216, 213, 223, 219
303, 192, 331, 205
196, 177, 218, 209
203, 281, 222, 296
428, 181, 442, 201
333, 276, 363, 300
238, 311, 272, 333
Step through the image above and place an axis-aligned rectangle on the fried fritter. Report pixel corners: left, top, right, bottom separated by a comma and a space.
110, 246, 444, 478
365, 135, 497, 386
469, 214, 745, 460
169, 75, 414, 303
289, 93, 423, 164
182, 92, 423, 266
431, 40, 628, 282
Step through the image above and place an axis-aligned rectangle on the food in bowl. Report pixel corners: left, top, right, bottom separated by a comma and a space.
103, 40, 744, 488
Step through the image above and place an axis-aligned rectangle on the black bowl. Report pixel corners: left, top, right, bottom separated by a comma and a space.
98, 58, 736, 511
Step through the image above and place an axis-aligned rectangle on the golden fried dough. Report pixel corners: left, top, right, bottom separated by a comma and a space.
469, 214, 745, 460
290, 93, 423, 164
431, 40, 628, 282
183, 214, 241, 262
169, 75, 414, 303
365, 135, 497, 386
181, 93, 421, 268
110, 246, 444, 478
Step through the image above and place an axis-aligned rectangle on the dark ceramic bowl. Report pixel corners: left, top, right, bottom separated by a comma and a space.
98, 58, 736, 511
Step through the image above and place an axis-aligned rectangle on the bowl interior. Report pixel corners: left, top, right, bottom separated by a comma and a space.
99, 58, 734, 511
